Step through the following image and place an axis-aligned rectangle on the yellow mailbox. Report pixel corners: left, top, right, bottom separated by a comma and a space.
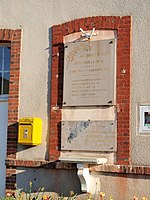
18, 117, 42, 145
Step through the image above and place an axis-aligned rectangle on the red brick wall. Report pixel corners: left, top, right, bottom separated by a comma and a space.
0, 29, 22, 193
50, 16, 131, 165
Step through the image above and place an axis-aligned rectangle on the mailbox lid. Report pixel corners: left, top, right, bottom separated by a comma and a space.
19, 117, 34, 123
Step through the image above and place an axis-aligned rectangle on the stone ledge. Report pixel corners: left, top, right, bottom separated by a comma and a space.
6, 159, 150, 175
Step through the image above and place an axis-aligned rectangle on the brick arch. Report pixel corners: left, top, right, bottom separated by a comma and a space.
50, 16, 131, 165
0, 29, 22, 192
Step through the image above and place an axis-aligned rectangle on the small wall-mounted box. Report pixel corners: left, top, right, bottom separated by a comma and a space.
140, 106, 150, 133
18, 117, 42, 145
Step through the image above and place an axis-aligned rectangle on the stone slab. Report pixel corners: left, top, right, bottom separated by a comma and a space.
63, 39, 116, 106
61, 121, 117, 151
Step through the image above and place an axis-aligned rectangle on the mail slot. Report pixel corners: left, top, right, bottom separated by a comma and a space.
18, 117, 42, 145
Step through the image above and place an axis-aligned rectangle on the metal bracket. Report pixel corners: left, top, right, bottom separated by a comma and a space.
80, 28, 97, 40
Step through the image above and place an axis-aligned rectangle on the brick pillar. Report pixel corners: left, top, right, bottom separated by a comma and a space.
50, 16, 131, 165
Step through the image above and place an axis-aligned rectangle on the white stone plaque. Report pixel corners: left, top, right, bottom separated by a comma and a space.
63, 39, 116, 106
61, 121, 117, 151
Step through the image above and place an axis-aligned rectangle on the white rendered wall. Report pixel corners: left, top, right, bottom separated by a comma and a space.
90, 172, 150, 199
16, 167, 81, 196
0, 0, 149, 163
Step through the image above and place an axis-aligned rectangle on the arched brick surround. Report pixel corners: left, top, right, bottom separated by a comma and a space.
50, 16, 132, 165
0, 29, 22, 193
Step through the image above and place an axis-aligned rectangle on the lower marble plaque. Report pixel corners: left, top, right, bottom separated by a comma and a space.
61, 121, 117, 151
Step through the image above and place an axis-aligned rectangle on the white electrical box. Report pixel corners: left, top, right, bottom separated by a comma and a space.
139, 105, 150, 132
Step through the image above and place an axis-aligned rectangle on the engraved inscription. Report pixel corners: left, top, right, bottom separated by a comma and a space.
61, 121, 117, 151
63, 39, 116, 106
67, 121, 92, 143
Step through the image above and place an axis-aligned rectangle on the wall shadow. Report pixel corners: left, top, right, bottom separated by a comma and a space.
16, 167, 82, 196
7, 123, 18, 158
